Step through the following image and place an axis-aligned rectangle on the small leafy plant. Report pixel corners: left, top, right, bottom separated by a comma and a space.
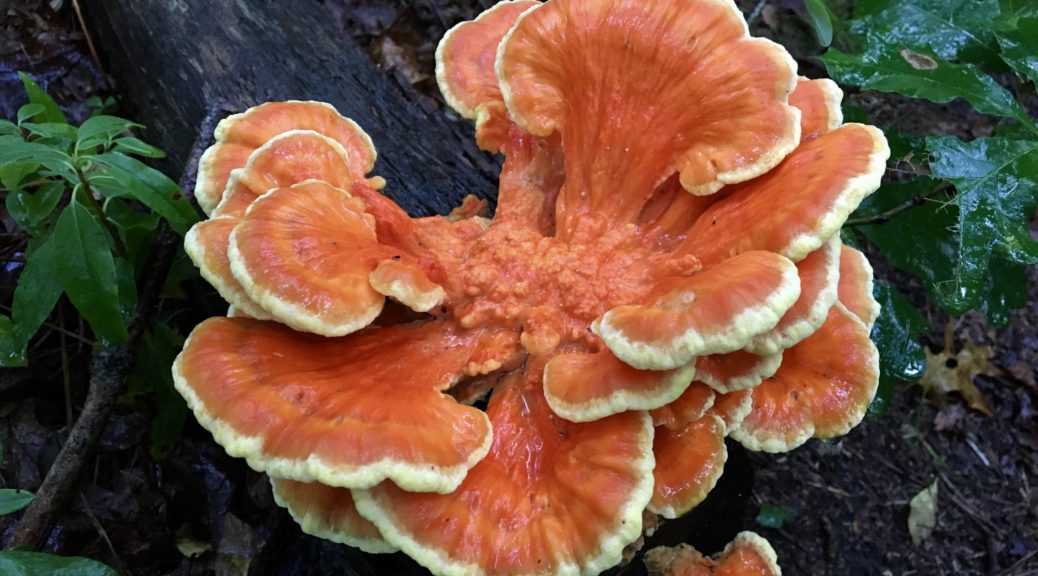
0, 73, 197, 365
804, 0, 1038, 398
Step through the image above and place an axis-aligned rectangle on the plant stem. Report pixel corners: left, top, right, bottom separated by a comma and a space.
845, 183, 950, 227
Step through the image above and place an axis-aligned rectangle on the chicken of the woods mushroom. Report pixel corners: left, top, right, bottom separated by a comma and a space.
174, 0, 887, 574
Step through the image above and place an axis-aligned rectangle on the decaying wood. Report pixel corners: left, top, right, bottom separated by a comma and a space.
80, 0, 500, 216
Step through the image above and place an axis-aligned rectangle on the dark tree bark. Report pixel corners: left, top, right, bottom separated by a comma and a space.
80, 0, 500, 216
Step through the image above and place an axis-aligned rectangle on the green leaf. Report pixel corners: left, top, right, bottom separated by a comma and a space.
805, 0, 834, 46
18, 72, 67, 124
755, 504, 796, 529
17, 104, 45, 125
821, 44, 1032, 124
0, 120, 18, 136
975, 252, 1029, 328
86, 152, 197, 234
105, 198, 159, 275
0, 316, 26, 367
12, 236, 64, 348
0, 136, 76, 180
871, 281, 928, 384
0, 550, 118, 576
21, 122, 77, 142
927, 136, 1038, 309
850, 0, 1002, 63
52, 200, 128, 342
6, 181, 65, 235
112, 137, 165, 158
0, 489, 35, 515
996, 17, 1038, 87
0, 162, 40, 192
76, 115, 141, 151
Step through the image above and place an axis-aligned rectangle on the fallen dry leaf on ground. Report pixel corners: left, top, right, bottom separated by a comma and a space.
920, 334, 997, 417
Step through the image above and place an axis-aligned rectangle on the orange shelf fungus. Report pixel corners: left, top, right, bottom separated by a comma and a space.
645, 532, 782, 576
177, 0, 890, 573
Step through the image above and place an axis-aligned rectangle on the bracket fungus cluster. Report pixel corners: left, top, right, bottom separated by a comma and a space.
174, 0, 888, 573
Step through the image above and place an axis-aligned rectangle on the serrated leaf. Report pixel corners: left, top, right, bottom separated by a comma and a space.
21, 122, 77, 142
0, 550, 118, 576
805, 0, 833, 46
86, 152, 197, 234
76, 115, 141, 150
996, 17, 1038, 87
871, 281, 928, 383
755, 503, 796, 529
52, 201, 128, 342
851, 0, 1001, 63
17, 104, 45, 125
12, 236, 64, 348
855, 177, 1028, 326
112, 136, 165, 158
908, 480, 938, 545
927, 136, 1038, 306
6, 181, 65, 236
821, 44, 1031, 124
0, 489, 35, 515
18, 72, 66, 124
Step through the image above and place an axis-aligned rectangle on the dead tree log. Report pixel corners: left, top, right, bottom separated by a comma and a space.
80, 0, 500, 216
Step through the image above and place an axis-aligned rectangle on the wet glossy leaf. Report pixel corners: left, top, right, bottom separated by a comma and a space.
52, 200, 127, 342
86, 152, 197, 235
12, 236, 64, 349
0, 489, 35, 515
0, 550, 117, 576
77, 115, 141, 150
822, 44, 1030, 123
0, 316, 25, 367
756, 503, 796, 529
851, 0, 1001, 63
927, 136, 1038, 311
805, 0, 833, 46
995, 17, 1038, 87
18, 72, 67, 124
871, 281, 928, 384
6, 181, 65, 236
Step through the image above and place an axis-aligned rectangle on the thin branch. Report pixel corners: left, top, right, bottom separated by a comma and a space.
746, 0, 769, 26
845, 183, 950, 227
72, 0, 106, 77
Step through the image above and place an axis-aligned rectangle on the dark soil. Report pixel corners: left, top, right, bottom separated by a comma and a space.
1, 1, 1036, 575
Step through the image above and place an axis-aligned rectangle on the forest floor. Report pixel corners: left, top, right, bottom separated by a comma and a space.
1, 1, 1036, 575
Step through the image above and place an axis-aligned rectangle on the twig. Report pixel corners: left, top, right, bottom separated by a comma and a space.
6, 105, 219, 550
60, 306, 73, 427
746, 0, 769, 26
845, 183, 951, 227
995, 549, 1038, 576
78, 492, 130, 576
71, 0, 106, 77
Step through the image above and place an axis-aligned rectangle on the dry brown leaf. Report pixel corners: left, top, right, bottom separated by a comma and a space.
920, 339, 997, 417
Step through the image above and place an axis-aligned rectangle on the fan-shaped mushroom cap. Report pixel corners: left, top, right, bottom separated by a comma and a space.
172, 318, 496, 493
195, 101, 376, 214
730, 303, 879, 452
436, 0, 539, 151
543, 348, 695, 422
498, 0, 800, 235
595, 250, 800, 370
229, 181, 399, 336
789, 77, 843, 141
353, 370, 654, 576
368, 259, 447, 313
649, 414, 727, 519
708, 389, 754, 431
745, 236, 841, 355
271, 478, 395, 554
681, 124, 888, 267
185, 131, 364, 320
645, 532, 781, 576
651, 382, 716, 430
696, 351, 783, 394
837, 245, 881, 330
